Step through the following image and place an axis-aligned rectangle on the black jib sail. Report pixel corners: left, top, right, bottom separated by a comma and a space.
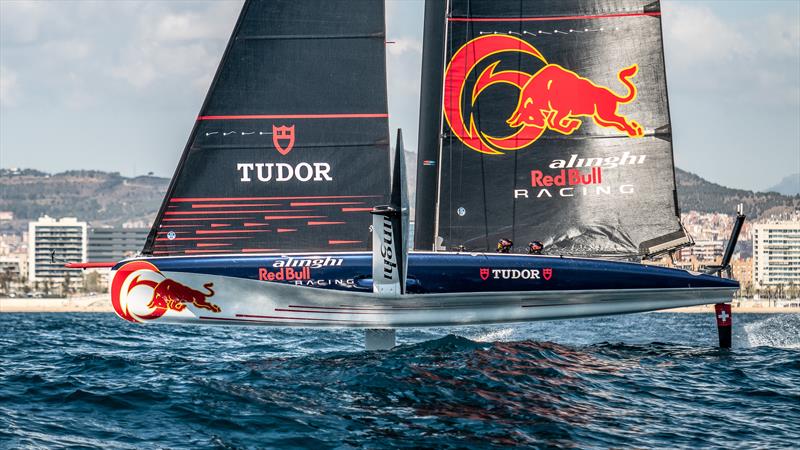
415, 0, 689, 257
143, 0, 390, 256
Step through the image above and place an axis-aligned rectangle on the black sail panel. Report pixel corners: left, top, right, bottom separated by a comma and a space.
143, 0, 390, 256
435, 0, 687, 257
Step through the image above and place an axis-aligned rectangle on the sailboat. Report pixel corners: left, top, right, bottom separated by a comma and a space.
74, 0, 741, 347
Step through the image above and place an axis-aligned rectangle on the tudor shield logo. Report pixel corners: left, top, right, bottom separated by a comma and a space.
543, 268, 553, 280
480, 268, 490, 281
272, 125, 295, 155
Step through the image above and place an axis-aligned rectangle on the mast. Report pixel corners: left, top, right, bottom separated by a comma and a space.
413, 0, 448, 251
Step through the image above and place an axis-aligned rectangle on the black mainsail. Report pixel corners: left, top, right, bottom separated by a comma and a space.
415, 0, 689, 257
143, 0, 391, 256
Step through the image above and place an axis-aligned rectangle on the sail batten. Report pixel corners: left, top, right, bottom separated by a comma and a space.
417, 0, 687, 257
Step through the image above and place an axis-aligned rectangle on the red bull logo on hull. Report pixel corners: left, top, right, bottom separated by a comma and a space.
110, 261, 221, 323
443, 34, 644, 155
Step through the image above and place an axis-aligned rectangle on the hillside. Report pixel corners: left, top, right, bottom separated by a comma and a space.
0, 169, 169, 233
1, 167, 797, 235
765, 173, 800, 196
675, 168, 800, 219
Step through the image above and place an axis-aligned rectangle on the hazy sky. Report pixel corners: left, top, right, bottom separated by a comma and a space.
1, 0, 798, 191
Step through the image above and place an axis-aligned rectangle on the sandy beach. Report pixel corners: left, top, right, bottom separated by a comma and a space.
0, 295, 115, 313
1, 296, 798, 314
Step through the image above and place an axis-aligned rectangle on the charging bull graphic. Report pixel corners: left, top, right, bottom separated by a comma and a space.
443, 34, 643, 155
110, 261, 221, 323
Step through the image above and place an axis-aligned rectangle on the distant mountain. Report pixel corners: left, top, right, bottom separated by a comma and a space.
765, 173, 800, 196
0, 169, 169, 234
676, 168, 799, 219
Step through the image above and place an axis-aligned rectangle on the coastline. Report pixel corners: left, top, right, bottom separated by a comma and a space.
661, 301, 800, 314
0, 295, 114, 313
1, 296, 799, 314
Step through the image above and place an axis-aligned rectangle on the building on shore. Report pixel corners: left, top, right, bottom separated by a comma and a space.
677, 240, 724, 263
88, 227, 148, 262
27, 216, 87, 290
753, 216, 800, 291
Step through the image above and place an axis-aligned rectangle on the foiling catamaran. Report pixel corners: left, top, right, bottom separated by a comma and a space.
72, 0, 743, 349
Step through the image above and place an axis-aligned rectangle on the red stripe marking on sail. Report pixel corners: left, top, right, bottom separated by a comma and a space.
197, 113, 389, 120
328, 240, 362, 245
210, 223, 230, 228
277, 228, 297, 233
161, 224, 203, 228
341, 207, 373, 212
196, 243, 233, 248
241, 248, 278, 253
162, 217, 251, 221
244, 222, 269, 227
448, 12, 661, 22
170, 195, 382, 202
184, 249, 231, 254
155, 237, 249, 241
166, 210, 305, 215
157, 231, 189, 235
191, 203, 280, 208
196, 229, 272, 234
264, 215, 325, 220
308, 221, 346, 226
289, 201, 364, 207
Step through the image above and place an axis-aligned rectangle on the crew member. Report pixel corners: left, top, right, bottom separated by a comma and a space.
527, 241, 544, 255
496, 238, 513, 253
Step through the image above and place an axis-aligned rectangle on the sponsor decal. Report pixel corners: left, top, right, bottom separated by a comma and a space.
272, 124, 295, 155
531, 168, 602, 187
379, 216, 398, 281
258, 267, 311, 281
514, 151, 646, 199
272, 256, 343, 269
293, 278, 356, 288
237, 162, 333, 183
443, 34, 642, 155
111, 261, 220, 323
550, 152, 646, 170
480, 267, 554, 280
514, 185, 635, 199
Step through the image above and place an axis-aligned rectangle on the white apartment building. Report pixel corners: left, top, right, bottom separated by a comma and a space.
752, 217, 800, 289
27, 216, 87, 285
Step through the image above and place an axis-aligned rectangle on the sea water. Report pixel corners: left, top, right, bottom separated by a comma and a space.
1, 313, 798, 448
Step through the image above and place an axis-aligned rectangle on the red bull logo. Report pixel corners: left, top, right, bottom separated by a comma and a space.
110, 261, 220, 323
258, 267, 311, 281
443, 34, 643, 155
